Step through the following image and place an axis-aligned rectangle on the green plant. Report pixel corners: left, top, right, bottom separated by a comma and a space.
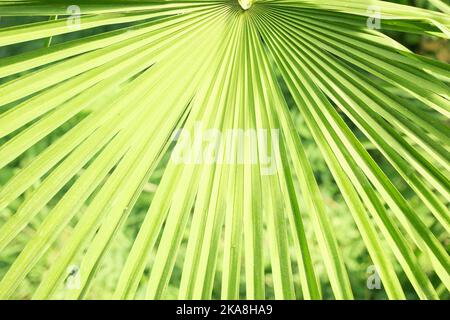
0, 0, 448, 300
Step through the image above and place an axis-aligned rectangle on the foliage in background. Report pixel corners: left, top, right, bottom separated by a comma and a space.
0, 0, 449, 300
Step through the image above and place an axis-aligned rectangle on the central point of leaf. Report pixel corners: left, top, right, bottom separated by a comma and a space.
238, 0, 253, 10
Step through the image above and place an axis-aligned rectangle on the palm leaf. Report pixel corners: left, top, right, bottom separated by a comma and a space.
0, 0, 448, 300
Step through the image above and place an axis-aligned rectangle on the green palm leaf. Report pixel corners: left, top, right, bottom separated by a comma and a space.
0, 0, 448, 300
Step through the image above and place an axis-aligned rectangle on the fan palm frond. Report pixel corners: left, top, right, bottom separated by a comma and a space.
0, 0, 448, 300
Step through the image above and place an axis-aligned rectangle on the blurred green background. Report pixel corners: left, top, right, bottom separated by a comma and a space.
0, 0, 448, 299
